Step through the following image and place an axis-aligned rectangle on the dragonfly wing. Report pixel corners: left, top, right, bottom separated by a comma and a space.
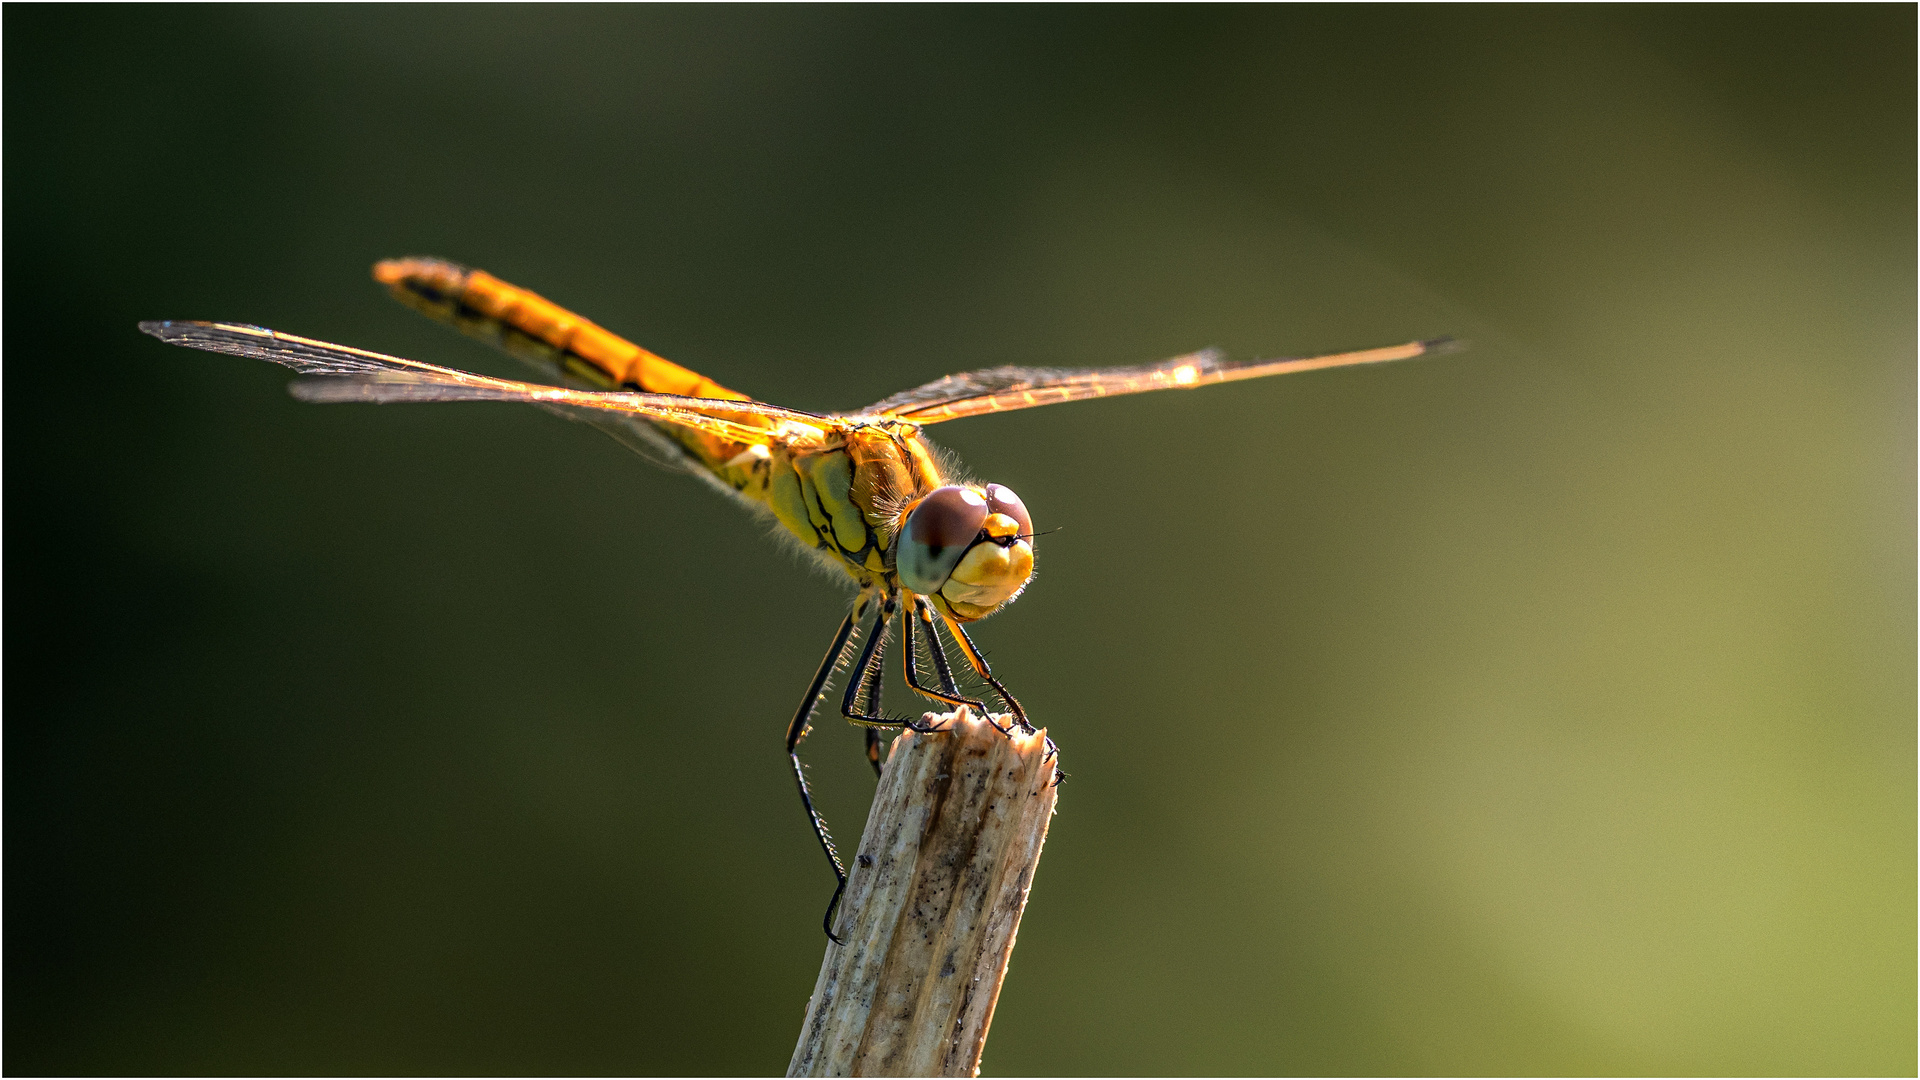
856, 338, 1455, 424
284, 376, 734, 474
140, 320, 831, 451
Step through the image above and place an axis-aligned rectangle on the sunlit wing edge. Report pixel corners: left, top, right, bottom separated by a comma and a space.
858, 336, 1458, 424
140, 319, 830, 447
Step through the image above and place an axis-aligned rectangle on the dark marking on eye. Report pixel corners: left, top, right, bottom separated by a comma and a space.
908, 487, 990, 559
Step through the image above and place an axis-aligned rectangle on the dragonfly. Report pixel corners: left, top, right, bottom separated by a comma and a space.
141, 257, 1452, 940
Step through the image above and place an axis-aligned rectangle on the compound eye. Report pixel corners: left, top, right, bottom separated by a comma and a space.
896, 486, 991, 594
984, 484, 1032, 542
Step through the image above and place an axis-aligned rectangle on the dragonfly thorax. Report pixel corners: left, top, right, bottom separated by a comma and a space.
761, 423, 944, 583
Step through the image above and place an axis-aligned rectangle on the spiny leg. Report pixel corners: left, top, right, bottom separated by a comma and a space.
940, 613, 1033, 734
916, 602, 1057, 774
867, 595, 980, 774
941, 611, 1064, 782
902, 596, 989, 718
918, 597, 964, 698
839, 591, 935, 733
859, 593, 894, 782
785, 600, 864, 943
824, 592, 895, 939
821, 591, 942, 941
857, 602, 887, 720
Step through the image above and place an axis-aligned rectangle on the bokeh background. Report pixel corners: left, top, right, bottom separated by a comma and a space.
7, 6, 1912, 1075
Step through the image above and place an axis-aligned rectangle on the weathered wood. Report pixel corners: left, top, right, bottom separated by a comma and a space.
788, 709, 1059, 1078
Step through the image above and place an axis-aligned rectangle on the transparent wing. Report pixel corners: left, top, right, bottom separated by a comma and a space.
140, 320, 831, 451
855, 338, 1456, 424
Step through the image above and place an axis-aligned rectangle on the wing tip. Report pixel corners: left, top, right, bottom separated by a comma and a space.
138, 319, 189, 340
140, 318, 242, 344
139, 319, 280, 348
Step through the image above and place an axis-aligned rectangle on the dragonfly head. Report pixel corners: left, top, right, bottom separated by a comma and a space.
894, 483, 1034, 622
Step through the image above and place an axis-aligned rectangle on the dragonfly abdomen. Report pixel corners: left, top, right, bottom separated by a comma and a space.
374, 257, 781, 485
374, 258, 744, 400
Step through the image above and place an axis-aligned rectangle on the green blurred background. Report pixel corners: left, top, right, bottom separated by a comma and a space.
6, 6, 1912, 1075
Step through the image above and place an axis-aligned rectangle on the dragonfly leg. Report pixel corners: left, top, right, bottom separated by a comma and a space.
857, 599, 888, 720
856, 619, 901, 775
865, 594, 997, 773
839, 591, 939, 735
786, 601, 864, 943
817, 591, 945, 942
918, 597, 964, 698
902, 597, 989, 717
941, 613, 1064, 783
939, 614, 1031, 734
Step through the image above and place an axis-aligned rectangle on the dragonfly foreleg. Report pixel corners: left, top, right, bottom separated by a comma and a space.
786, 605, 862, 943
902, 596, 990, 718
940, 615, 1032, 735
941, 613, 1063, 781
918, 597, 964, 697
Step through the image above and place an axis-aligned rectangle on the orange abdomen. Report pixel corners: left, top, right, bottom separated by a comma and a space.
373, 257, 748, 402
373, 257, 773, 476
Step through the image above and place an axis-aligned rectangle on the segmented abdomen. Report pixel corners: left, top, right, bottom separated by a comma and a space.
373, 257, 767, 478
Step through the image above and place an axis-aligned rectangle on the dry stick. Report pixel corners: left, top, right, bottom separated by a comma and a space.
788, 709, 1060, 1078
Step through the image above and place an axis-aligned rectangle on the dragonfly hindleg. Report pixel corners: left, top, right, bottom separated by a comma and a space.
812, 591, 947, 941
786, 606, 862, 943
838, 590, 894, 727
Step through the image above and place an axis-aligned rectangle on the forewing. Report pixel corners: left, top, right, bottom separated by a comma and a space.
857, 338, 1454, 424
140, 320, 829, 450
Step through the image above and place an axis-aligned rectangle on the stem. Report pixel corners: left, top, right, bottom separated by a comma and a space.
788, 709, 1060, 1077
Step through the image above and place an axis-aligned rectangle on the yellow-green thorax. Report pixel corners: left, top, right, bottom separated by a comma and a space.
722, 418, 947, 585
681, 414, 1033, 621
